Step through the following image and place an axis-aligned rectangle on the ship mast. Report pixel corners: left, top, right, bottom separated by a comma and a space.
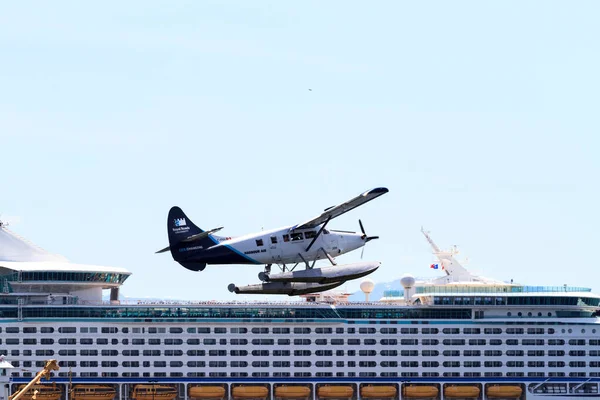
421, 227, 473, 281
421, 227, 441, 253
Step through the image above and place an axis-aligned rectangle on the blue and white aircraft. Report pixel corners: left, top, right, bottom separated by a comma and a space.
157, 188, 388, 295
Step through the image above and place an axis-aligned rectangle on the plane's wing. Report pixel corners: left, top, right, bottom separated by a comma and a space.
292, 187, 389, 230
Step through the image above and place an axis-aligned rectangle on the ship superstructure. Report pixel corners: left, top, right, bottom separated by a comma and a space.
1, 222, 600, 400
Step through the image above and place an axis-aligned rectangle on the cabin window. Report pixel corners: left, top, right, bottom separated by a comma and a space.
291, 232, 303, 241
270, 236, 277, 244
305, 231, 317, 239
256, 239, 264, 247
283, 234, 290, 242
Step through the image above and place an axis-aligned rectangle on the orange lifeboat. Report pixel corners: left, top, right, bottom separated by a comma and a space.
275, 386, 311, 399
360, 386, 397, 399
131, 385, 177, 400
486, 386, 522, 399
189, 386, 226, 400
444, 386, 480, 398
71, 385, 116, 400
317, 385, 354, 399
232, 386, 269, 400
402, 386, 439, 399
17, 384, 62, 400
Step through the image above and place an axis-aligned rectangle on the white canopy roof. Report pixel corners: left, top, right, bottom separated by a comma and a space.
0, 224, 130, 275
0, 261, 130, 274
0, 224, 68, 262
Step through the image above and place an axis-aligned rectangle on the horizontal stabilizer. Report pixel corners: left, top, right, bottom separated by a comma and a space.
156, 226, 223, 254
180, 227, 223, 243
155, 245, 171, 254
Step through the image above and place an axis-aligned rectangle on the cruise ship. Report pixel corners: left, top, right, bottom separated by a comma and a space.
1, 221, 600, 400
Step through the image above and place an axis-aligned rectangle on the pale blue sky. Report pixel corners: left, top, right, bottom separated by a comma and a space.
2, 1, 599, 300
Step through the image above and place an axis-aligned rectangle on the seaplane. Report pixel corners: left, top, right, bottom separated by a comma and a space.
157, 187, 388, 295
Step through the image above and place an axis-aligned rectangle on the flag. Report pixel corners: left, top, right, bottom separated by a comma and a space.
430, 264, 439, 269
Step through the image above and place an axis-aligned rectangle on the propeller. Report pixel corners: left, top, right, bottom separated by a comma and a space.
359, 219, 379, 242
359, 219, 379, 260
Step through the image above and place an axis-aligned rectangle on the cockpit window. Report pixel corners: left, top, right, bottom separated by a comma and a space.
323, 229, 330, 234
304, 231, 317, 239
291, 232, 304, 241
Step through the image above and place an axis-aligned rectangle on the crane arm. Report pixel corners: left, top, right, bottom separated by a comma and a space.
9, 360, 59, 400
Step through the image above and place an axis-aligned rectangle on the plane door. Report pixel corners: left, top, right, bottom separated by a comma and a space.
269, 235, 283, 263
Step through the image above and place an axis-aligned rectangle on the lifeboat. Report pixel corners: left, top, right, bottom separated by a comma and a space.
317, 386, 354, 399
444, 386, 480, 399
17, 384, 62, 400
232, 386, 269, 400
71, 385, 117, 400
189, 386, 226, 400
275, 386, 311, 399
360, 386, 397, 399
402, 386, 439, 399
131, 385, 177, 400
486, 386, 522, 399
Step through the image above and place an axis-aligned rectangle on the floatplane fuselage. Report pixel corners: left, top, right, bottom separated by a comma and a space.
157, 188, 389, 295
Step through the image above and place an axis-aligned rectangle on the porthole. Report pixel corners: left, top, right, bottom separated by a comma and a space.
568, 329, 573, 334
593, 329, 597, 334
562, 329, 566, 334
548, 312, 552, 317
582, 329, 586, 334
538, 312, 542, 317
507, 312, 512, 317
518, 312, 522, 317
528, 312, 532, 317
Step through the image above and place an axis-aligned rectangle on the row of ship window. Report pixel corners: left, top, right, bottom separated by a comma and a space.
1, 338, 596, 346
432, 295, 600, 307
3, 271, 128, 284
0, 307, 475, 319
8, 360, 600, 368
5, 326, 592, 334
10, 371, 600, 379
5, 348, 600, 358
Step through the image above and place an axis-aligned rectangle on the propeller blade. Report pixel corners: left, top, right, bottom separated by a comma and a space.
359, 219, 366, 236
365, 236, 379, 243
361, 246, 365, 260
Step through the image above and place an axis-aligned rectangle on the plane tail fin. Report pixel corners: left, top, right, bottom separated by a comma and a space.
161, 206, 215, 272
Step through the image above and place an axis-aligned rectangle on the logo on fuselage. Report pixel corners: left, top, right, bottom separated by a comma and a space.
174, 218, 187, 227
